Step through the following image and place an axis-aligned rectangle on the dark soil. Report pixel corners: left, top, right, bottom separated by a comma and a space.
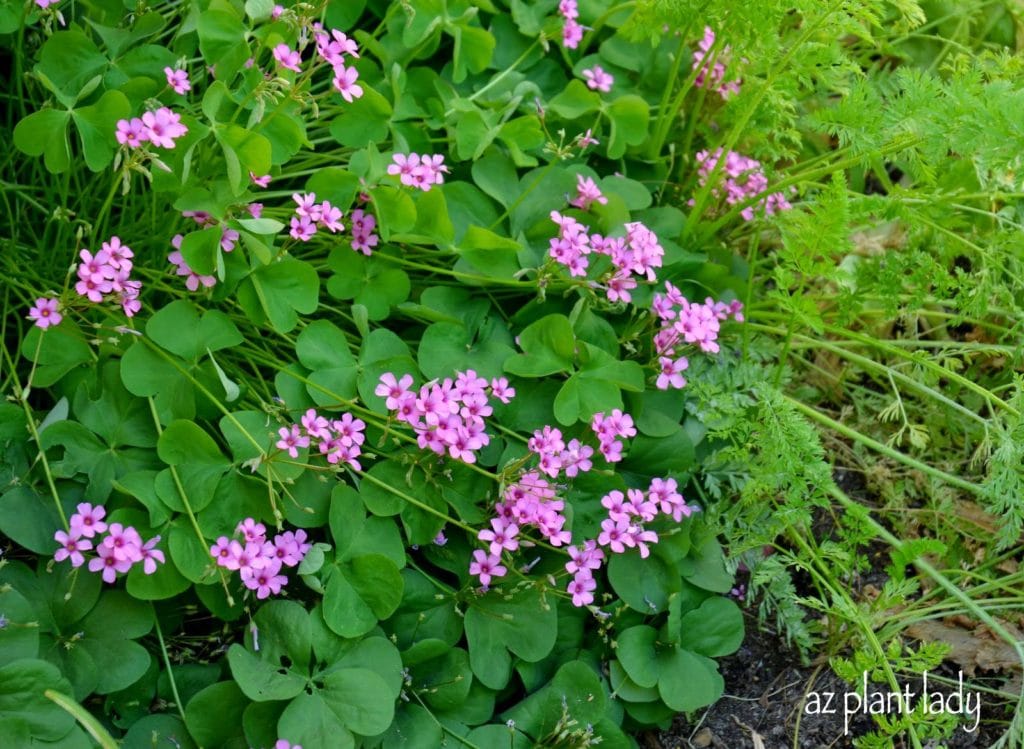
642, 626, 1012, 749
640, 466, 1016, 749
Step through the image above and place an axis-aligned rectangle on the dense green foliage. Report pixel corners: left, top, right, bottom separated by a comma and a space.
2, 0, 1023, 748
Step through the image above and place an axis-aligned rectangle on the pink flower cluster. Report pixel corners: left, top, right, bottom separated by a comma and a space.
168, 234, 217, 291
548, 212, 664, 304
559, 0, 583, 49
692, 148, 793, 221
288, 191, 346, 242
211, 518, 310, 599
590, 409, 636, 463
27, 297, 62, 329
565, 478, 698, 606
349, 209, 379, 255
692, 26, 741, 100
527, 426, 595, 478
73, 236, 142, 317
466, 412, 640, 590
54, 503, 165, 583
276, 408, 366, 470
387, 154, 449, 192
376, 371, 514, 465
116, 107, 188, 149
651, 283, 743, 389
272, 29, 362, 103
582, 65, 613, 93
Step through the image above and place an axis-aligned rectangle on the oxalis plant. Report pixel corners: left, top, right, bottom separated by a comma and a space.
2, 0, 1024, 748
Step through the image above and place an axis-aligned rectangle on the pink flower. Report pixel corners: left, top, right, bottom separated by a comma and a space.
115, 118, 149, 148
318, 201, 344, 233
272, 44, 301, 73
289, 216, 316, 242
242, 558, 287, 599
211, 537, 235, 567
248, 203, 263, 219
70, 503, 108, 538
270, 4, 284, 19
141, 108, 188, 148
375, 372, 414, 410
275, 740, 302, 749
139, 536, 165, 574
220, 227, 239, 252
75, 275, 113, 303
570, 174, 608, 210
164, 67, 191, 95
54, 530, 91, 568
102, 523, 143, 563
28, 298, 62, 329
656, 356, 689, 390
567, 573, 596, 606
237, 518, 267, 543
250, 172, 272, 187
102, 236, 134, 270
88, 543, 132, 583
276, 425, 309, 458
577, 129, 599, 149
332, 65, 364, 102
468, 550, 506, 589
478, 518, 520, 556
349, 209, 379, 255
582, 65, 613, 92
489, 377, 515, 404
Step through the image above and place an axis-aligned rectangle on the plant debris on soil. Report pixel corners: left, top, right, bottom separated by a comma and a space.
643, 626, 1013, 749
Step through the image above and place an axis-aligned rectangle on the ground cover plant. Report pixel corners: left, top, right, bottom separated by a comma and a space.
1, 0, 1023, 747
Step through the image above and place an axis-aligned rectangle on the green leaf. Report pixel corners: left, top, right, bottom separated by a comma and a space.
296, 320, 359, 403
503, 314, 575, 377
549, 79, 603, 119
178, 227, 221, 277
70, 90, 131, 171
620, 426, 695, 478
608, 547, 681, 614
13, 107, 71, 173
148, 300, 243, 361
217, 124, 272, 194
656, 648, 724, 712
18, 324, 91, 387
417, 320, 515, 380
0, 487, 65, 554
464, 587, 557, 689
330, 86, 392, 147
157, 420, 228, 513
320, 668, 395, 735
454, 225, 522, 280
455, 108, 499, 161
184, 681, 248, 746
0, 659, 75, 742
614, 625, 660, 688
0, 589, 40, 667
123, 715, 196, 749
471, 150, 519, 208
370, 185, 416, 241
553, 374, 621, 425
35, 30, 107, 105
322, 555, 404, 638
498, 115, 545, 167
277, 694, 354, 749
238, 258, 320, 333
306, 167, 360, 208
677, 597, 745, 657
606, 94, 649, 159
452, 23, 495, 82
227, 645, 306, 701
326, 249, 410, 322
197, 5, 251, 82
